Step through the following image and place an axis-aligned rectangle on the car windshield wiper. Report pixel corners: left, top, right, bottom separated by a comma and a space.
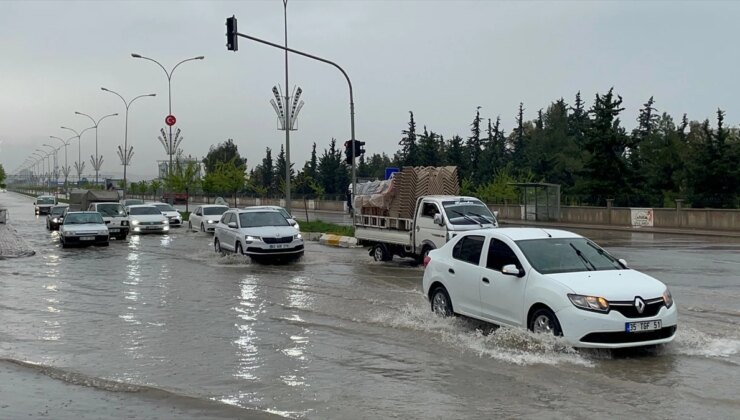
585, 241, 622, 268
468, 211, 494, 224
450, 210, 482, 227
570, 243, 596, 271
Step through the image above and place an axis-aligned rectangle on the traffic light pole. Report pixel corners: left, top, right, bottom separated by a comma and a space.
230, 26, 356, 222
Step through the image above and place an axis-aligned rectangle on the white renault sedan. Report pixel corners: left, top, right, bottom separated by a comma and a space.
59, 211, 109, 248
188, 204, 229, 232
422, 228, 677, 349
214, 208, 303, 261
126, 205, 170, 234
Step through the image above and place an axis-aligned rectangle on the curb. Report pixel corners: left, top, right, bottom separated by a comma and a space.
318, 233, 359, 248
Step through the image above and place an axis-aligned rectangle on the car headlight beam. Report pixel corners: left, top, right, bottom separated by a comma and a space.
568, 294, 610, 313
131, 220, 140, 226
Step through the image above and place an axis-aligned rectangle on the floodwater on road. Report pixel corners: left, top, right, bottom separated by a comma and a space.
1, 192, 739, 419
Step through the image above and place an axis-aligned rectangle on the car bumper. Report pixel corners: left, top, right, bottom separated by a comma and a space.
62, 235, 109, 245
556, 303, 678, 349
245, 243, 304, 256
131, 225, 170, 234
168, 219, 182, 226
106, 226, 130, 235
37, 207, 53, 215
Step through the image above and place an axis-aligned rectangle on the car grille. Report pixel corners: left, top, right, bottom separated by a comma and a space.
610, 298, 664, 318
262, 236, 293, 244
581, 326, 677, 344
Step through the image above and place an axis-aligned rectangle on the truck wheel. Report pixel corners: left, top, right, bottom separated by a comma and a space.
417, 245, 433, 265
372, 244, 392, 262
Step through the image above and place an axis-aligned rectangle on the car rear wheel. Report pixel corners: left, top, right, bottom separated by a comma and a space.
372, 244, 392, 262
431, 287, 453, 317
529, 307, 562, 336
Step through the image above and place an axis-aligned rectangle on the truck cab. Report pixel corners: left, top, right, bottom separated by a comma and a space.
412, 196, 498, 257
87, 202, 130, 240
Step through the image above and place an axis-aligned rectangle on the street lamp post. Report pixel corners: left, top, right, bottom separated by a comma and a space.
228, 19, 357, 221
61, 126, 95, 184
41, 143, 60, 190
101, 87, 156, 198
30, 154, 43, 187
50, 136, 73, 192
75, 112, 118, 186
131, 53, 204, 177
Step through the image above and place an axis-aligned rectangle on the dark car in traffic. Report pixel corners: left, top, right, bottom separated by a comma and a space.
46, 205, 68, 230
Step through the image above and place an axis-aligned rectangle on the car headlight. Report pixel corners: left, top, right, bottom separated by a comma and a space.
245, 235, 261, 242
131, 220, 140, 226
52, 218, 58, 223
98, 230, 107, 235
163, 220, 169, 225
294, 233, 302, 240
568, 294, 610, 313
663, 288, 673, 308
294, 223, 300, 231
207, 219, 215, 224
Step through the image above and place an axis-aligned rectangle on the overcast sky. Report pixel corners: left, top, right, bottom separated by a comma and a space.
2, 0, 739, 180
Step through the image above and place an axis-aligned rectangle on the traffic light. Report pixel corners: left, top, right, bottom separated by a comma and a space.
226, 16, 238, 51
344, 140, 352, 165
353, 140, 366, 158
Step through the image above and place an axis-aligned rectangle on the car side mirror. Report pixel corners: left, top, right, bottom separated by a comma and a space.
618, 258, 628, 269
502, 264, 524, 277
433, 213, 444, 226
493, 210, 499, 218
227, 222, 238, 229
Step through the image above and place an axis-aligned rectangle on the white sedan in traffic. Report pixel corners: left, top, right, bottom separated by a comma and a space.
189, 204, 229, 232
59, 211, 109, 248
422, 228, 677, 349
150, 202, 183, 227
214, 208, 303, 261
126, 205, 170, 234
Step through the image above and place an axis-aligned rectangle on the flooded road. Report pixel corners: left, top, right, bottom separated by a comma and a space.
1, 192, 739, 419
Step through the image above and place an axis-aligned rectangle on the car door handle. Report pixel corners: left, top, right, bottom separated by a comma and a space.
448, 268, 455, 274
482, 277, 490, 284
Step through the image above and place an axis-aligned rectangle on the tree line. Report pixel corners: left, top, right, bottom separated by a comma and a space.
136, 88, 740, 208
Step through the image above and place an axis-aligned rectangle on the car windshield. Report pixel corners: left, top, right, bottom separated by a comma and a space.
515, 237, 623, 274
239, 211, 290, 227
277, 208, 291, 219
204, 206, 228, 216
129, 206, 162, 215
51, 206, 67, 215
37, 197, 55, 204
153, 204, 176, 212
64, 213, 104, 225
442, 201, 496, 226
97, 203, 126, 217
124, 199, 144, 206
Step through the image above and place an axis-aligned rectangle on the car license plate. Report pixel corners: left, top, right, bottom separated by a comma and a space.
146, 226, 158, 230
269, 244, 289, 249
109, 229, 119, 233
80, 236, 95, 241
625, 320, 662, 333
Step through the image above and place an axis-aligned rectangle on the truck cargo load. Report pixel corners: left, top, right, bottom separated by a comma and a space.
69, 189, 121, 211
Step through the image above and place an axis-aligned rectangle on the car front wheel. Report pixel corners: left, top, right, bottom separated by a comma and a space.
214, 238, 223, 254
430, 287, 453, 317
235, 242, 243, 255
528, 307, 562, 336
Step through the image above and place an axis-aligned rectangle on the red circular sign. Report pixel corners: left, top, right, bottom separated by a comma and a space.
165, 115, 176, 126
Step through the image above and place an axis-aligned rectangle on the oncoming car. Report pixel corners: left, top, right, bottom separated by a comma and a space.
422, 228, 677, 349
214, 208, 303, 261
126, 205, 170, 234
189, 205, 229, 232
35, 195, 57, 215
59, 211, 109, 248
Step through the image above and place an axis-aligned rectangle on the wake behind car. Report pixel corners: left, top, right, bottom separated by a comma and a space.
46, 204, 69, 230
88, 202, 130, 240
422, 228, 677, 349
150, 202, 182, 227
35, 195, 57, 215
189, 204, 228, 232
214, 208, 303, 261
59, 211, 109, 248
127, 204, 170, 234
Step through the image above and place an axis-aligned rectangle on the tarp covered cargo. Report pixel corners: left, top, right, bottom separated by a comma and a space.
69, 189, 120, 211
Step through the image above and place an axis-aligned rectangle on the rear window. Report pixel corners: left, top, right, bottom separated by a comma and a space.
204, 206, 228, 216
452, 235, 485, 265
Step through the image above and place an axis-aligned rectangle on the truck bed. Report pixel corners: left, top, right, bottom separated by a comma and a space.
354, 226, 412, 246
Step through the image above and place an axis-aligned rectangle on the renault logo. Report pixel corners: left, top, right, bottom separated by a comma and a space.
634, 297, 646, 314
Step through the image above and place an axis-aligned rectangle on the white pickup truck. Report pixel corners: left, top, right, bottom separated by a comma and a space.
354, 195, 498, 262
87, 202, 130, 240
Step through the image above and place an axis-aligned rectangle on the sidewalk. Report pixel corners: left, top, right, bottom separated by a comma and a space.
0, 224, 35, 259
